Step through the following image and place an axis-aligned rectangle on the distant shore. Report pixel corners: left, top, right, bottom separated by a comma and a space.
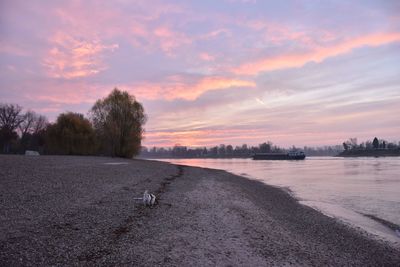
1, 155, 399, 266
337, 149, 400, 157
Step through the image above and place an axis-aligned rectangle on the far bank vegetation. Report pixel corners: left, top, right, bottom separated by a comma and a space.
339, 137, 400, 157
141, 143, 345, 158
0, 88, 146, 158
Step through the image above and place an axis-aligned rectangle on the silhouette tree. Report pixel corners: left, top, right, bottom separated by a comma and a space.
218, 144, 226, 156
372, 137, 379, 149
349, 138, 357, 149
0, 103, 24, 153
19, 111, 48, 152
90, 88, 146, 158
343, 142, 349, 151
259, 142, 272, 153
226, 145, 233, 155
19, 111, 36, 138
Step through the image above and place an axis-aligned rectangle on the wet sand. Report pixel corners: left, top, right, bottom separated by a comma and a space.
0, 155, 399, 266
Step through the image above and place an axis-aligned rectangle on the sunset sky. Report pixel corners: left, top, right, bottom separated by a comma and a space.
1, 0, 399, 147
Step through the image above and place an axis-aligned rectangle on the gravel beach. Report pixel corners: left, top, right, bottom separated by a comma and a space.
1, 155, 399, 266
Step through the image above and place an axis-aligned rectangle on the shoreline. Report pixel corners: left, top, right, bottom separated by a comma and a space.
159, 157, 400, 245
1, 155, 399, 265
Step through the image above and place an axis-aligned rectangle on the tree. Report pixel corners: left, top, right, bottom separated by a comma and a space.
19, 111, 36, 138
90, 88, 146, 158
343, 142, 349, 151
349, 138, 357, 149
172, 145, 187, 157
0, 103, 25, 153
226, 145, 233, 155
259, 142, 272, 153
218, 144, 226, 156
382, 141, 386, 149
372, 137, 379, 149
45, 112, 96, 155
387, 142, 397, 149
18, 111, 48, 152
210, 146, 218, 156
365, 140, 373, 149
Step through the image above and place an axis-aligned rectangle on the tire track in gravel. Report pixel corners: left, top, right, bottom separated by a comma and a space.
77, 165, 185, 263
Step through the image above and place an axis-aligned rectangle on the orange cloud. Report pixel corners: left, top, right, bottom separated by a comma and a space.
127, 76, 256, 100
42, 32, 118, 79
232, 32, 400, 75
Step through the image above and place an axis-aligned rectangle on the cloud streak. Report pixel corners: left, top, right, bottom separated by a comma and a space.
232, 33, 400, 75
127, 75, 256, 101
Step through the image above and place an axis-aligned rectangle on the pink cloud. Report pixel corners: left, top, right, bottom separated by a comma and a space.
243, 19, 318, 47
126, 22, 194, 56
232, 32, 400, 75
153, 26, 192, 55
125, 75, 256, 100
42, 32, 118, 79
49, 1, 190, 58
199, 52, 215, 61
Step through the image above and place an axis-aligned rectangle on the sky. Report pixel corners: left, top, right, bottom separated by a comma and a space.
1, 0, 399, 148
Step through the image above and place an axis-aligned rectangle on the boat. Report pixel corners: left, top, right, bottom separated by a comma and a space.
252, 151, 306, 160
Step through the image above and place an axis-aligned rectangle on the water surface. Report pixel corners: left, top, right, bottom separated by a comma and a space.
160, 157, 400, 243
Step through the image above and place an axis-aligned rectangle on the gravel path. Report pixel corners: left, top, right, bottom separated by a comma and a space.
0, 155, 399, 266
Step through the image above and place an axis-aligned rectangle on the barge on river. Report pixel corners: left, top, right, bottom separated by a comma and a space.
252, 151, 306, 160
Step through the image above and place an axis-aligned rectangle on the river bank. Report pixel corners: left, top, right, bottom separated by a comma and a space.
0, 155, 399, 266
337, 149, 400, 157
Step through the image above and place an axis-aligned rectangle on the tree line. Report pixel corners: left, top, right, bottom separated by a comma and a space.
0, 89, 146, 158
141, 143, 343, 158
342, 137, 400, 151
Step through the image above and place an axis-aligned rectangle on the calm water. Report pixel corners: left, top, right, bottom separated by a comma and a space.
160, 157, 400, 243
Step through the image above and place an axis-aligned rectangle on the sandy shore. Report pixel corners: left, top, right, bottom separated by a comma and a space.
0, 155, 399, 266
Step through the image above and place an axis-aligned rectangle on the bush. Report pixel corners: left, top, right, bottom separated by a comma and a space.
45, 112, 96, 155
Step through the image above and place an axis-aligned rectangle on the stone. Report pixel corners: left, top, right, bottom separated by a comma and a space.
25, 150, 40, 156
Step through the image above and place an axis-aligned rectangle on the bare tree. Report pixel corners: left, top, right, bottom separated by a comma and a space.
0, 103, 24, 132
18, 111, 48, 152
19, 111, 36, 137
0, 103, 25, 153
19, 111, 48, 137
33, 115, 48, 134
